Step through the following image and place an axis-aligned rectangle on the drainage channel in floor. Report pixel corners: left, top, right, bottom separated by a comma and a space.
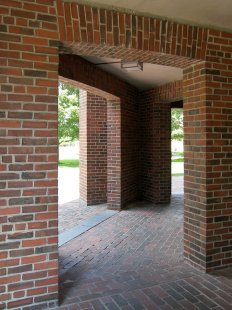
59, 209, 118, 247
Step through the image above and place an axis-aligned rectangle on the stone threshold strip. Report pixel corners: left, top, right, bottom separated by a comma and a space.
59, 210, 118, 247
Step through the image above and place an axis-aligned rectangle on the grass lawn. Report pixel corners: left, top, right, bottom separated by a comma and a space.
172, 152, 184, 157
172, 158, 184, 163
172, 173, 184, 176
58, 159, 79, 168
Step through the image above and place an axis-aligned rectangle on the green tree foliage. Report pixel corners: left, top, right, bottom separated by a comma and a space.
58, 82, 79, 145
171, 108, 183, 140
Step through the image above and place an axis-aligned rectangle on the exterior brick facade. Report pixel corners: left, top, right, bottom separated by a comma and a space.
0, 0, 232, 308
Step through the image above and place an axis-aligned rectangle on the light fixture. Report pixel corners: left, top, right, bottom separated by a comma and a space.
121, 60, 143, 72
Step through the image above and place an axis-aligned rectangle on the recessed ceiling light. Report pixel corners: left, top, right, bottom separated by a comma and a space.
121, 60, 143, 72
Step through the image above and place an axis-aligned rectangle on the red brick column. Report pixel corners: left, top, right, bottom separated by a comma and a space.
107, 99, 121, 209
0, 1, 59, 308
79, 90, 107, 206
183, 61, 232, 271
140, 90, 171, 204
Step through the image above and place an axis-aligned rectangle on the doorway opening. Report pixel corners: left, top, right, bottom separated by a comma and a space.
171, 101, 184, 195
58, 76, 119, 249
58, 81, 80, 234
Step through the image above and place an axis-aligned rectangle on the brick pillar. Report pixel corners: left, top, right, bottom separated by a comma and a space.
0, 1, 59, 308
107, 99, 121, 209
79, 90, 107, 206
121, 94, 140, 207
183, 62, 232, 271
140, 90, 171, 203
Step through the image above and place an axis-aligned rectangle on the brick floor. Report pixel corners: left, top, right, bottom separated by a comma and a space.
59, 177, 183, 234
59, 200, 107, 233
58, 194, 232, 309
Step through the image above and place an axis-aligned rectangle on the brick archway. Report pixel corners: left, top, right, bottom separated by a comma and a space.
1, 1, 232, 308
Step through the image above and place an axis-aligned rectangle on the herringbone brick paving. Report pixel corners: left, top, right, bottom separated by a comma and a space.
59, 200, 107, 233
58, 176, 183, 234
59, 195, 232, 309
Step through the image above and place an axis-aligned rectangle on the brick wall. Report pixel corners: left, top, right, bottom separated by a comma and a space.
57, 0, 203, 68
0, 1, 59, 308
184, 59, 232, 271
140, 95, 171, 203
183, 29, 232, 271
107, 99, 122, 209
139, 81, 182, 204
79, 91, 107, 206
120, 90, 140, 207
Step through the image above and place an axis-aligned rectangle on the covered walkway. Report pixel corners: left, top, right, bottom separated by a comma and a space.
1, 1, 232, 308
59, 195, 232, 309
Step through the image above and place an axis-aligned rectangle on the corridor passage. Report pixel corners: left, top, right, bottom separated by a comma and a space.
59, 195, 232, 309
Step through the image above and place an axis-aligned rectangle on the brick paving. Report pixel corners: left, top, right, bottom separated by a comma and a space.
59, 177, 183, 234
59, 200, 107, 233
59, 194, 232, 309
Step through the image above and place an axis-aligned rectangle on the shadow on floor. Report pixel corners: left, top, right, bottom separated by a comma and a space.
58, 194, 232, 309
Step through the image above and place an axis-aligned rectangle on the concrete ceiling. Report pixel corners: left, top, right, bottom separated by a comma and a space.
78, 0, 232, 32
82, 56, 183, 90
